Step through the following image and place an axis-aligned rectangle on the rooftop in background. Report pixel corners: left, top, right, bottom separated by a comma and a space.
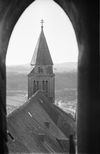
7, 90, 76, 153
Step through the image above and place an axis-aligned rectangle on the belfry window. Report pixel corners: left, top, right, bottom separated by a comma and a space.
42, 80, 48, 96
37, 81, 39, 90
33, 80, 36, 92
38, 67, 43, 73
46, 81, 48, 96
34, 80, 39, 92
42, 80, 45, 91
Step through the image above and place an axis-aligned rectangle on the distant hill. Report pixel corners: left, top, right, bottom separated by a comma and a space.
6, 62, 77, 115
6, 64, 30, 74
6, 62, 77, 91
54, 62, 77, 73
6, 62, 77, 74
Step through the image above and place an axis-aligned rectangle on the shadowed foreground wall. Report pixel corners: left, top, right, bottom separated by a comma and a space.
0, 0, 99, 154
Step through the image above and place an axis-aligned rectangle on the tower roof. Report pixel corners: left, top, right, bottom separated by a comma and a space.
31, 21, 53, 66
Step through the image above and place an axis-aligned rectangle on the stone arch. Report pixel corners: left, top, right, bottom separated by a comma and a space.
0, 0, 99, 154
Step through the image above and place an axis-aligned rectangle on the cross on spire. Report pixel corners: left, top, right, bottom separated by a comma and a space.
41, 19, 44, 29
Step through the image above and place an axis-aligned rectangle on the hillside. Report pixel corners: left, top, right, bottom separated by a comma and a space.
7, 62, 77, 90
7, 72, 77, 91
6, 62, 77, 116
6, 62, 77, 74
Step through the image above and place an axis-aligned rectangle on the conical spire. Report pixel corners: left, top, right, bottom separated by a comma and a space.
31, 20, 53, 66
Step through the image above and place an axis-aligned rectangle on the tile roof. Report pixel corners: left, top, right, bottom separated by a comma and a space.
7, 90, 75, 153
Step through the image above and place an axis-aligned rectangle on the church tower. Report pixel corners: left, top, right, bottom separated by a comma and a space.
28, 20, 55, 103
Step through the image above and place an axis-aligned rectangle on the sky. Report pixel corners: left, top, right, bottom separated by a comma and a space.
6, 0, 78, 66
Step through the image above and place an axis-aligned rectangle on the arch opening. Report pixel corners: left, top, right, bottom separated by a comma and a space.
0, 0, 98, 153
6, 0, 78, 153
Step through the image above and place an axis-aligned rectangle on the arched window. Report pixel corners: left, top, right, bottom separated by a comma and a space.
42, 80, 45, 91
38, 67, 43, 73
37, 81, 39, 90
33, 80, 36, 93
34, 80, 39, 92
4, 0, 80, 153
46, 80, 48, 96
38, 67, 41, 73
0, 0, 98, 153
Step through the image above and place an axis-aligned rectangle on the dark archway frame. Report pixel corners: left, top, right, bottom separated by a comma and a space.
0, 0, 99, 153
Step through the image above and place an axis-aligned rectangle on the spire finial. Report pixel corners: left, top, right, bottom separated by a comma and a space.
41, 19, 44, 29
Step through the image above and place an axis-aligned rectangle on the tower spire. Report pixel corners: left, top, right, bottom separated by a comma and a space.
31, 19, 53, 66
28, 20, 55, 103
41, 19, 44, 30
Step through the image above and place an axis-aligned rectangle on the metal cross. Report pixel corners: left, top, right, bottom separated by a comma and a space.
41, 19, 44, 29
